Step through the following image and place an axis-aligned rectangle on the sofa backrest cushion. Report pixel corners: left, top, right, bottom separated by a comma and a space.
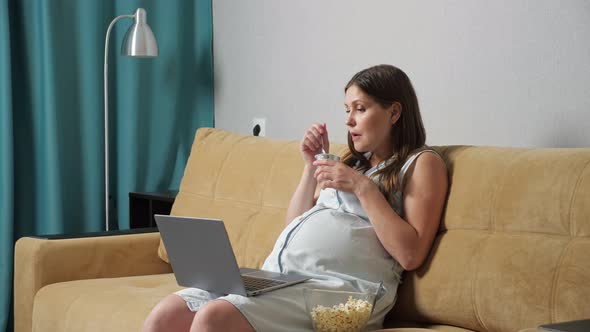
388, 146, 590, 332
157, 128, 347, 268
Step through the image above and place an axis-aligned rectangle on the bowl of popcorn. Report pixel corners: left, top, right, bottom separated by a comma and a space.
303, 288, 377, 332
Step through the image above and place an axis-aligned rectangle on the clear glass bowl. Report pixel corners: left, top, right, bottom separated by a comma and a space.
303, 288, 378, 332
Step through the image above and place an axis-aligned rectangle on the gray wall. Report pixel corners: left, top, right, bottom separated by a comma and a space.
213, 0, 590, 147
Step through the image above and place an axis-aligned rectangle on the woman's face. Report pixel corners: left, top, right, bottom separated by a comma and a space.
345, 85, 399, 164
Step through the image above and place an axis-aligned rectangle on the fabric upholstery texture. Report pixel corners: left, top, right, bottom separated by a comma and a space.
32, 274, 181, 332
14, 128, 590, 332
387, 146, 590, 331
14, 232, 171, 332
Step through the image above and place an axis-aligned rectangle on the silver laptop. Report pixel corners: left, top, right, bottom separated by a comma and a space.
155, 215, 310, 297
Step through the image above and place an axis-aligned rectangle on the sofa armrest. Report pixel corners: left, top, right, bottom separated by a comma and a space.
14, 230, 171, 332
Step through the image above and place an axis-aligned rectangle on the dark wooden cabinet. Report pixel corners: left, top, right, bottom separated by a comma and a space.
129, 191, 177, 228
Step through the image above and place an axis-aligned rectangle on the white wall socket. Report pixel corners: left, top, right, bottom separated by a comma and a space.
252, 117, 266, 137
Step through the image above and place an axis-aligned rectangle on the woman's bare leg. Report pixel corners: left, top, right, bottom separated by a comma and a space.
190, 299, 255, 332
142, 294, 196, 332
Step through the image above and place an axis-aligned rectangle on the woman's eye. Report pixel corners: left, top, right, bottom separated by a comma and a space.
345, 109, 350, 114
357, 108, 365, 112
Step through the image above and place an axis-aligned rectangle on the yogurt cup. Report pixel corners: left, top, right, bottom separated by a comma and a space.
314, 153, 340, 162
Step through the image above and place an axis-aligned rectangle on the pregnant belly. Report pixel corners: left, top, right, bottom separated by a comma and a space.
281, 209, 394, 281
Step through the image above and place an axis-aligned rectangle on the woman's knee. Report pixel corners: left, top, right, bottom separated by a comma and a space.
193, 300, 254, 332
143, 294, 195, 332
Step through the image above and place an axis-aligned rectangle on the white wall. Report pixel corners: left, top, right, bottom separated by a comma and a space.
213, 0, 590, 147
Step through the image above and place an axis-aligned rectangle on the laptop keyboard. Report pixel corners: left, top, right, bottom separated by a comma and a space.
241, 275, 286, 291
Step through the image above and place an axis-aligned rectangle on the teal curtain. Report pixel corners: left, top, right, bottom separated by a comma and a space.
0, 1, 15, 330
0, 0, 214, 331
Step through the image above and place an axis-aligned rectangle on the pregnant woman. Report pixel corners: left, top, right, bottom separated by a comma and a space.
143, 64, 449, 332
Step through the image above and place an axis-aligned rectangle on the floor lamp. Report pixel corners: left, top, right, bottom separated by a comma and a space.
104, 8, 158, 231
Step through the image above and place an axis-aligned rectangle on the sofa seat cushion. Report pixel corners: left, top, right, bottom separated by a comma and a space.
31, 271, 477, 332
32, 273, 182, 332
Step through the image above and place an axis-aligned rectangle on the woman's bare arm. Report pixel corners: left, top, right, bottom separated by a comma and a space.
355, 152, 448, 270
284, 166, 318, 225
285, 123, 328, 225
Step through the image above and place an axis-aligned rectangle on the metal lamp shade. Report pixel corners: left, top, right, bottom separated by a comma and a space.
121, 8, 158, 57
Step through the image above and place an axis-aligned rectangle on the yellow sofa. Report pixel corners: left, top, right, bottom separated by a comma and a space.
14, 128, 590, 332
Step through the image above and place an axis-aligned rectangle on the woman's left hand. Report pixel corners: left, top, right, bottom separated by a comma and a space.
312, 159, 374, 196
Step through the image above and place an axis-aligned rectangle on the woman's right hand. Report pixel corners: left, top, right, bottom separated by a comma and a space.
300, 123, 329, 166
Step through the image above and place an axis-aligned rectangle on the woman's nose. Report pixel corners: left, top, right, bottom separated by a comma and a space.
345, 113, 354, 126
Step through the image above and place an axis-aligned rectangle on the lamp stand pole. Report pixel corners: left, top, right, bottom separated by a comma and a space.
103, 8, 158, 231
103, 14, 133, 231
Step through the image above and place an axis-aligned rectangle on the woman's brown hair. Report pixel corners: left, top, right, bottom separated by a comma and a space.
341, 64, 426, 197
